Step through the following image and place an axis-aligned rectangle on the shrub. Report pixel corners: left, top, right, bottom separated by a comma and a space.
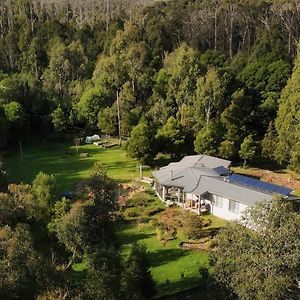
156, 208, 179, 243
125, 208, 140, 218
181, 212, 204, 240
127, 192, 149, 208
145, 208, 164, 216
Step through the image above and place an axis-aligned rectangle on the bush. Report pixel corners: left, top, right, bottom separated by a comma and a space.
145, 208, 164, 216
181, 212, 204, 240
124, 208, 141, 218
156, 208, 179, 243
127, 192, 149, 208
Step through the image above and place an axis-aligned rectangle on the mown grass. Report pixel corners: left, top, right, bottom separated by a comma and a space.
118, 221, 209, 298
4, 141, 147, 195
5, 141, 225, 297
117, 190, 225, 298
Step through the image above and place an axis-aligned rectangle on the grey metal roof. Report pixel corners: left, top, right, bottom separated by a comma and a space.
193, 176, 273, 206
152, 154, 294, 207
152, 165, 226, 193
164, 155, 231, 169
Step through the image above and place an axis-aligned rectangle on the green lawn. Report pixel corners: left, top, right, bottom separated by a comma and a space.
5, 141, 224, 298
117, 191, 217, 298
4, 142, 144, 195
118, 221, 209, 298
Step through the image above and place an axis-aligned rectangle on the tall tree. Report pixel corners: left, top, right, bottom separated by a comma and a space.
195, 67, 222, 130
51, 107, 66, 132
126, 118, 155, 164
97, 106, 118, 135
211, 198, 300, 300
0, 224, 49, 299
163, 44, 201, 126
32, 171, 56, 221
275, 44, 300, 170
156, 116, 185, 157
84, 249, 122, 300
122, 244, 156, 300
239, 134, 256, 167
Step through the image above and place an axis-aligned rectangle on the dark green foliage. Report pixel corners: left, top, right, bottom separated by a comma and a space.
32, 172, 56, 221
261, 122, 278, 160
0, 159, 7, 191
218, 140, 236, 160
0, 224, 49, 299
275, 45, 300, 170
97, 106, 118, 135
122, 244, 156, 300
220, 89, 254, 147
1, 3, 300, 295
0, 0, 298, 170
84, 249, 122, 300
0, 179, 55, 299
4, 101, 28, 144
194, 127, 218, 156
49, 162, 117, 259
77, 86, 112, 130
239, 135, 257, 167
211, 199, 300, 300
126, 118, 155, 164
156, 116, 185, 157
51, 107, 66, 132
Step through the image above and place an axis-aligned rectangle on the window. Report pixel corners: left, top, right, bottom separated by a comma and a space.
229, 200, 239, 213
214, 195, 223, 208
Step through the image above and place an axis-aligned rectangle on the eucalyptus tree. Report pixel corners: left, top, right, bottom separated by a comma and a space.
211, 198, 300, 300
275, 44, 300, 170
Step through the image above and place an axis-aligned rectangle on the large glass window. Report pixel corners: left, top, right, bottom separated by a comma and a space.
229, 200, 239, 213
214, 195, 223, 208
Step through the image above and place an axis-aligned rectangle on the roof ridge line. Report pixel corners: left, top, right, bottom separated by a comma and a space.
188, 167, 198, 185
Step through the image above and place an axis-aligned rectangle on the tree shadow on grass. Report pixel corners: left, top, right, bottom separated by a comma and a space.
156, 276, 201, 299
158, 276, 236, 300
149, 248, 191, 267
117, 228, 156, 245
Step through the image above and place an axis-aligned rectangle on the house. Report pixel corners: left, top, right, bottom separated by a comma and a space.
152, 155, 296, 221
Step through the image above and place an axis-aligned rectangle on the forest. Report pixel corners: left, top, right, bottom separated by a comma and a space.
0, 0, 299, 170
1, 0, 300, 299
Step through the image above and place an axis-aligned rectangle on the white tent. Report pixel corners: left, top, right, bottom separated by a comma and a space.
85, 135, 100, 144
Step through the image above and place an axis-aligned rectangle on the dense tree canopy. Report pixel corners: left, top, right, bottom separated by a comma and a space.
0, 0, 299, 169
275, 45, 300, 170
211, 199, 300, 300
2, 1, 300, 296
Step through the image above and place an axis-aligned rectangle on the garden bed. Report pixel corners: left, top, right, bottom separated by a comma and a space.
179, 241, 209, 251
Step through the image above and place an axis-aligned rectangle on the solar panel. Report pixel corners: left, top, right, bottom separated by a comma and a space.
229, 174, 293, 196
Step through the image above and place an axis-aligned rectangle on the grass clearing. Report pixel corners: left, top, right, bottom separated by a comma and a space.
5, 140, 225, 297
4, 141, 146, 195
118, 220, 209, 298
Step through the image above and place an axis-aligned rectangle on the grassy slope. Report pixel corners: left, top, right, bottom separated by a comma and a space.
118, 220, 209, 298
5, 141, 225, 297
117, 193, 225, 298
4, 142, 143, 194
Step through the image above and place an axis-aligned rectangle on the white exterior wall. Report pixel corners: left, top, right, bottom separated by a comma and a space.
186, 193, 198, 200
206, 195, 250, 221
